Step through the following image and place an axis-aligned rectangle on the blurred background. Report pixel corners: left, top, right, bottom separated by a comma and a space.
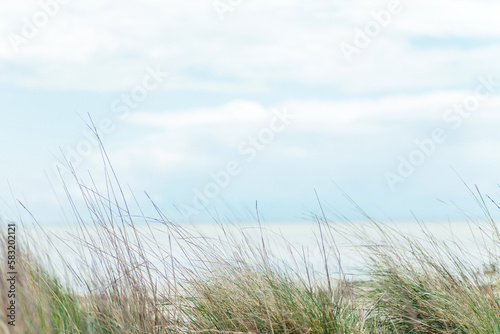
1, 0, 500, 225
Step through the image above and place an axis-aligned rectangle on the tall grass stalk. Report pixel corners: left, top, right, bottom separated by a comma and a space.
1, 135, 500, 333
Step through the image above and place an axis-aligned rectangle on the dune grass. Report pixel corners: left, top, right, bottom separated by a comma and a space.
0, 240, 90, 333
2, 145, 500, 333
357, 221, 500, 333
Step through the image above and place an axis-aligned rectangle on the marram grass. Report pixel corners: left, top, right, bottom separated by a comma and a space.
2, 156, 500, 333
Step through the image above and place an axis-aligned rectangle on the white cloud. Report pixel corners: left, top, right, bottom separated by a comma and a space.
130, 101, 268, 128
2, 0, 500, 92
112, 92, 500, 177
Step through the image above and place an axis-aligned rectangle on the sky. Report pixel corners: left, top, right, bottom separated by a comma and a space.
1, 0, 500, 225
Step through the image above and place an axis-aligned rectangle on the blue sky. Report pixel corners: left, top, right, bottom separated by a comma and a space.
2, 0, 500, 224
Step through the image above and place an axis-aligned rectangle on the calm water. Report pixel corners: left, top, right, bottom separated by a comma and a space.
12, 220, 500, 287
